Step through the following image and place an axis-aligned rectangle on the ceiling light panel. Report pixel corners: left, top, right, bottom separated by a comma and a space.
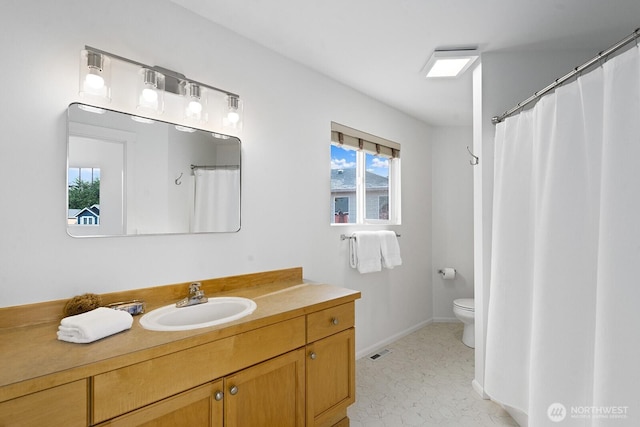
423, 49, 479, 78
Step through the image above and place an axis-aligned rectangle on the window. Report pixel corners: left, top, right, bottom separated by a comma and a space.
330, 122, 401, 225
334, 196, 350, 223
80, 216, 97, 225
68, 167, 100, 226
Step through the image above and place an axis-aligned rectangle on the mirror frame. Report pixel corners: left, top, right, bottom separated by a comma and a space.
66, 103, 241, 237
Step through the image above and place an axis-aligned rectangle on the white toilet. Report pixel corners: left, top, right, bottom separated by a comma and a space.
453, 298, 475, 348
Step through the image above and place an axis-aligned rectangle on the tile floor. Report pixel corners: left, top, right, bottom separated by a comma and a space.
347, 322, 518, 427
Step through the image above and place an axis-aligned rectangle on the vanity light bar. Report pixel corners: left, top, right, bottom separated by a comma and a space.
84, 45, 239, 98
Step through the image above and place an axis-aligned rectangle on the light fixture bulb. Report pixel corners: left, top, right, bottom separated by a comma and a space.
85, 70, 105, 90
142, 87, 158, 102
223, 95, 242, 130
227, 109, 240, 124
80, 50, 111, 101
137, 69, 164, 113
183, 83, 207, 122
188, 100, 203, 114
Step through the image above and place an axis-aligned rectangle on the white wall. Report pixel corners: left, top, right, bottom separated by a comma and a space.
0, 0, 432, 357
431, 126, 474, 321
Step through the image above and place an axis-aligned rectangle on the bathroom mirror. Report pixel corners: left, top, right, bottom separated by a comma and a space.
67, 103, 240, 237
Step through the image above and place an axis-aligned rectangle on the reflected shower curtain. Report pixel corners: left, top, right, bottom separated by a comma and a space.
191, 168, 240, 232
486, 45, 640, 426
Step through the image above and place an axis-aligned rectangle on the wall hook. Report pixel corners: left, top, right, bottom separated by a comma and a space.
175, 172, 183, 185
466, 146, 479, 166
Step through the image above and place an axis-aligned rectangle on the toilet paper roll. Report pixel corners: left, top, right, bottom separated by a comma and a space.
440, 268, 456, 280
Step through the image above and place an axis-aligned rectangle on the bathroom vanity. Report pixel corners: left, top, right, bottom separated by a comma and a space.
0, 268, 360, 427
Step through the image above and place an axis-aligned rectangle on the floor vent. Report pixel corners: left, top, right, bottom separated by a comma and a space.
369, 349, 391, 360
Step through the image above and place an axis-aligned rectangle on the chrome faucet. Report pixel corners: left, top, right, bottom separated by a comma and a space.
176, 282, 208, 307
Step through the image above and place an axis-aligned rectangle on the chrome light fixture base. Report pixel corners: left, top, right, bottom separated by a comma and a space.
79, 45, 241, 129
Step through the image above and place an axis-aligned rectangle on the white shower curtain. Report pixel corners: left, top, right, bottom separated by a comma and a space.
486, 45, 640, 426
191, 168, 240, 232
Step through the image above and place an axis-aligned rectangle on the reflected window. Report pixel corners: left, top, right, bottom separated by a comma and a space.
68, 167, 100, 225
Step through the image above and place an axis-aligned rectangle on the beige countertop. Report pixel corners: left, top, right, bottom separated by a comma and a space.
0, 269, 360, 402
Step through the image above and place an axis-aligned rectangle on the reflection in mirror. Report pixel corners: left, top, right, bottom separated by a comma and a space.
67, 103, 241, 237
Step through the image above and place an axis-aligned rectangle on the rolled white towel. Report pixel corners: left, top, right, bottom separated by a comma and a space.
57, 307, 133, 343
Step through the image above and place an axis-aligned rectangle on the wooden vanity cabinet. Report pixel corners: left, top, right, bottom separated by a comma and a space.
96, 349, 305, 427
306, 302, 356, 427
92, 317, 304, 425
0, 270, 360, 427
93, 302, 356, 427
0, 380, 88, 427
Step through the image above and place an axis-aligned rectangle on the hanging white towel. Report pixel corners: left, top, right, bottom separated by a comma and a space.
380, 230, 402, 269
57, 307, 133, 343
352, 231, 382, 274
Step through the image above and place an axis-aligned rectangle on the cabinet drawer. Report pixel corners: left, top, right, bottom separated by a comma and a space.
95, 381, 223, 427
0, 380, 87, 427
93, 316, 305, 423
307, 302, 354, 342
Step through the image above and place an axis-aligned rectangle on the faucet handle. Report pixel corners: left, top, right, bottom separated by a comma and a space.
189, 282, 202, 294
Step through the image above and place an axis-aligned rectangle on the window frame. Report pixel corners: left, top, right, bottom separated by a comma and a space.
81, 216, 97, 225
330, 122, 401, 226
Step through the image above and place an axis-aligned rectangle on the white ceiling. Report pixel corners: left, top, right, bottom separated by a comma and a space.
170, 0, 640, 126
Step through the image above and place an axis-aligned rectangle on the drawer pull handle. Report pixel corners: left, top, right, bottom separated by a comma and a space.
331, 317, 339, 325
309, 351, 317, 360
229, 385, 239, 395
214, 391, 224, 401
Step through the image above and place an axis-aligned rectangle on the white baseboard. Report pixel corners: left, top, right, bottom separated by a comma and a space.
356, 319, 433, 360
432, 317, 460, 323
472, 379, 490, 399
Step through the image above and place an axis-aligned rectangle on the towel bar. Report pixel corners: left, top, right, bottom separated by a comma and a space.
340, 233, 400, 240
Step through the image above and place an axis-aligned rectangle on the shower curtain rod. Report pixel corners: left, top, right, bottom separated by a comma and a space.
491, 27, 640, 124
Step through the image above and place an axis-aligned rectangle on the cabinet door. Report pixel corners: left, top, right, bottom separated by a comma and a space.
306, 328, 355, 427
0, 380, 87, 427
96, 381, 223, 427
225, 349, 305, 427
93, 317, 305, 423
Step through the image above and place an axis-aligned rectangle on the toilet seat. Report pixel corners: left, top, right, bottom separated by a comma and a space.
453, 298, 474, 311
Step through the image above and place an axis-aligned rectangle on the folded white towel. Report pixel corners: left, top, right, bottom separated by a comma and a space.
352, 231, 382, 274
380, 230, 402, 269
57, 307, 133, 343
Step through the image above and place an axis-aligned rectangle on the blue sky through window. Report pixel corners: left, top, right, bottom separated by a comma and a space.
331, 145, 389, 177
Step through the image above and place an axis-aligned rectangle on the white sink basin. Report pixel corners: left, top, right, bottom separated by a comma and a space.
140, 297, 257, 331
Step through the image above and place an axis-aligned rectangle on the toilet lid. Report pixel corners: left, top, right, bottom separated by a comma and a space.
454, 298, 474, 311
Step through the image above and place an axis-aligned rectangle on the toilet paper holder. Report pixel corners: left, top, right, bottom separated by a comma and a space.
438, 268, 457, 279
